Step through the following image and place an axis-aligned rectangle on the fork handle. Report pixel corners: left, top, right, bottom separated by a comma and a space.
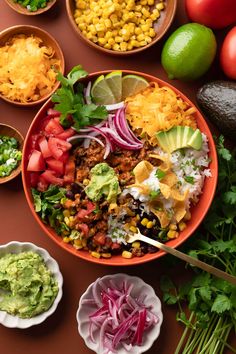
139, 234, 236, 286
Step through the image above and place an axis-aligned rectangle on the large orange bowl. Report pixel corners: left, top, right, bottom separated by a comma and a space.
22, 70, 218, 266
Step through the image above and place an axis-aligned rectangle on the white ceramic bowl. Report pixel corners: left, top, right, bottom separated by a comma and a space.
0, 241, 63, 328
76, 273, 163, 354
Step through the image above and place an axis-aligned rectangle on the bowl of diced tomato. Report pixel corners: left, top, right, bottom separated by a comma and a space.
22, 68, 218, 266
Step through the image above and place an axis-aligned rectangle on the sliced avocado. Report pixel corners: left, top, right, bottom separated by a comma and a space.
187, 128, 202, 150
156, 131, 171, 153
156, 126, 202, 153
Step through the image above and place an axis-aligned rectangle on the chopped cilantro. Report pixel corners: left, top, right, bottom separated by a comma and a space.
184, 176, 194, 184
155, 169, 166, 180
51, 65, 108, 130
149, 190, 160, 199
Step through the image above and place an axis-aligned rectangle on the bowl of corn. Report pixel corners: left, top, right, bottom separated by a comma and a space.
66, 0, 177, 55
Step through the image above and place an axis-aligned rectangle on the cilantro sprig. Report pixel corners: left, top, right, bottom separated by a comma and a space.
161, 136, 236, 354
51, 65, 108, 130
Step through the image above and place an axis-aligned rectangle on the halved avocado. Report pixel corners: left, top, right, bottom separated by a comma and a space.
156, 126, 202, 153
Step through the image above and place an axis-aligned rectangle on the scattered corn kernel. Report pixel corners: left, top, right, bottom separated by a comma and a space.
132, 241, 141, 249
63, 236, 70, 243
184, 211, 191, 221
167, 230, 179, 239
129, 226, 137, 233
178, 221, 187, 231
169, 223, 177, 231
64, 216, 70, 226
73, 0, 165, 51
83, 178, 90, 185
141, 218, 149, 226
146, 221, 154, 229
122, 250, 133, 259
91, 251, 101, 259
101, 253, 112, 258
63, 209, 70, 217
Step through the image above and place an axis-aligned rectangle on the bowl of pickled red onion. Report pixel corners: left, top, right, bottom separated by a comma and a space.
76, 273, 163, 354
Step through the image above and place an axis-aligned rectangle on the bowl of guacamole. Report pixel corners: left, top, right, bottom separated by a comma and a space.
0, 241, 63, 328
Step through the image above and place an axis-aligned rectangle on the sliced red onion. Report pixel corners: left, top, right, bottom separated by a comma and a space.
101, 127, 142, 150
85, 81, 92, 105
67, 134, 104, 147
105, 101, 125, 111
115, 108, 143, 145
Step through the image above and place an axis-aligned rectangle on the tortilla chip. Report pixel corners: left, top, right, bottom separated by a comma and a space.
133, 160, 153, 183
149, 154, 171, 172
171, 188, 189, 202
150, 207, 170, 228
173, 201, 187, 222
159, 183, 171, 199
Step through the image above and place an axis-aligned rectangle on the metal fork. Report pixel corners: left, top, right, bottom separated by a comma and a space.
126, 229, 236, 286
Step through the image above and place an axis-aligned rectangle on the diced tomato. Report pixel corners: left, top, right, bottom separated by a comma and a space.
76, 223, 89, 237
38, 136, 52, 159
47, 108, 61, 117
58, 151, 69, 163
39, 117, 51, 132
105, 237, 113, 248
29, 172, 40, 187
64, 156, 75, 184
56, 128, 75, 141
27, 150, 45, 172
111, 242, 121, 250
40, 170, 64, 186
37, 175, 49, 192
46, 158, 64, 175
76, 209, 89, 219
86, 201, 96, 213
29, 134, 40, 151
48, 137, 72, 160
93, 232, 106, 246
44, 118, 64, 136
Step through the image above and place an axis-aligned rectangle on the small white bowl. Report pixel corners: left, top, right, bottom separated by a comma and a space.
0, 241, 63, 329
76, 273, 163, 354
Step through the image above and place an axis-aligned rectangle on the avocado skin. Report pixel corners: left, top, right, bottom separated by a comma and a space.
196, 81, 236, 140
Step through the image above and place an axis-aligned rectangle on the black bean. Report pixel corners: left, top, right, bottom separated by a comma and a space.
65, 190, 74, 199
71, 182, 82, 194
54, 203, 61, 209
147, 245, 158, 254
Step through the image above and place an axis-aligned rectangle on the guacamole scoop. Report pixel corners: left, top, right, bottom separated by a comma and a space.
85, 163, 121, 203
0, 251, 58, 319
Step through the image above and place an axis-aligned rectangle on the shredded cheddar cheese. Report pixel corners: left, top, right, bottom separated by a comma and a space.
125, 82, 197, 145
0, 34, 61, 103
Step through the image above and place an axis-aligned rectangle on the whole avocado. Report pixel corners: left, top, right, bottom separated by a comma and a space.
197, 81, 236, 140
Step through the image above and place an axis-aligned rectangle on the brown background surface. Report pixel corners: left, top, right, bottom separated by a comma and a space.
0, 1, 235, 353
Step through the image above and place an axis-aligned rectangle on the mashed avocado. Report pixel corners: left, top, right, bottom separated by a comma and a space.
0, 251, 58, 318
85, 163, 120, 203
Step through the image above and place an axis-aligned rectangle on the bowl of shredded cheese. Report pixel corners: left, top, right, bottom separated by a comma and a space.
66, 0, 177, 55
0, 25, 65, 106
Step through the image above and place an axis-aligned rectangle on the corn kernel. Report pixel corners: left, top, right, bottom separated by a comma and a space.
184, 211, 191, 221
148, 0, 154, 5
169, 223, 177, 230
149, 28, 156, 38
141, 218, 149, 226
178, 221, 187, 231
113, 43, 120, 51
167, 230, 179, 239
63, 209, 70, 217
132, 241, 141, 249
115, 36, 123, 43
98, 37, 107, 45
129, 226, 137, 233
108, 37, 115, 45
83, 178, 90, 185
104, 19, 112, 28
122, 250, 133, 259
63, 236, 70, 243
137, 33, 145, 41
134, 27, 142, 35
104, 43, 112, 49
74, 239, 82, 247
101, 253, 112, 258
82, 238, 87, 247
146, 221, 154, 228
91, 251, 101, 259
136, 214, 141, 221
64, 217, 70, 226
156, 2, 165, 10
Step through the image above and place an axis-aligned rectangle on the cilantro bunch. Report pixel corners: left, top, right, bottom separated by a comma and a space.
161, 136, 236, 354
51, 65, 108, 130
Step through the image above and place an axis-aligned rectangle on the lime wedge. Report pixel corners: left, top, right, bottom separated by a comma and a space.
91, 75, 116, 105
122, 75, 149, 100
105, 71, 122, 102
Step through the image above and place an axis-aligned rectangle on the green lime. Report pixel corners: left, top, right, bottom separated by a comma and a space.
161, 23, 217, 81
91, 75, 116, 105
105, 71, 122, 102
122, 75, 149, 100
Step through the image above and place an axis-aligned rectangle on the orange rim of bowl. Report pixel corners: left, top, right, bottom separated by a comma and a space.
65, 0, 177, 56
22, 70, 218, 266
0, 24, 65, 106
